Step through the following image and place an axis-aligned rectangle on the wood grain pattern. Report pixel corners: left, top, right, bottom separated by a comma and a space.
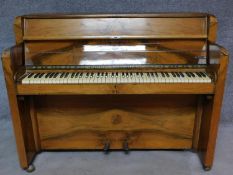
198, 45, 229, 169
24, 17, 207, 40
16, 83, 215, 95
35, 95, 196, 149
192, 96, 203, 150
14, 16, 23, 44
1, 45, 37, 169
208, 15, 218, 43
29, 97, 41, 151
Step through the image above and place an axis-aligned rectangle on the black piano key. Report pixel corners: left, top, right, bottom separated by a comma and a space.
179, 72, 184, 77
130, 72, 133, 77
60, 72, 65, 78
28, 73, 34, 78
196, 72, 202, 77
200, 72, 207, 77
161, 72, 165, 77
203, 72, 208, 77
171, 72, 176, 77
54, 72, 59, 78
195, 72, 200, 77
165, 72, 169, 77
101, 72, 104, 77
186, 72, 191, 77
71, 72, 75, 78
154, 72, 158, 77
45, 72, 51, 78
34, 73, 40, 78
39, 73, 45, 78
37, 73, 42, 78
175, 72, 180, 77
52, 72, 57, 78
190, 72, 195, 77
49, 72, 55, 78
75, 72, 79, 78
105, 72, 108, 77
187, 72, 192, 77
64, 72, 69, 78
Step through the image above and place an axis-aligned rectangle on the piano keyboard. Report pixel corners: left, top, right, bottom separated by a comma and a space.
21, 72, 212, 84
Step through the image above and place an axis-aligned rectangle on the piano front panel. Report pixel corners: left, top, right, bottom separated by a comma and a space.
35, 95, 196, 149
24, 40, 207, 66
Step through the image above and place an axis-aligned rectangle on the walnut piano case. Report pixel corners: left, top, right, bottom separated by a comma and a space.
1, 13, 228, 172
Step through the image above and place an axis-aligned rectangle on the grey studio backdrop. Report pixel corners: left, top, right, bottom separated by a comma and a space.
0, 0, 233, 123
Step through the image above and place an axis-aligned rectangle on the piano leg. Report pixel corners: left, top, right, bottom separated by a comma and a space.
198, 53, 228, 170
2, 47, 39, 170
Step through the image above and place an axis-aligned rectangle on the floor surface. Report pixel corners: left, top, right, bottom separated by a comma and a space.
0, 119, 232, 175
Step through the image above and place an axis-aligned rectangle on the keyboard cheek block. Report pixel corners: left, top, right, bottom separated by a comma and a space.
1, 13, 228, 172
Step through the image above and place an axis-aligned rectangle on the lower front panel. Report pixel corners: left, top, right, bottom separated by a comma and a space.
34, 95, 196, 150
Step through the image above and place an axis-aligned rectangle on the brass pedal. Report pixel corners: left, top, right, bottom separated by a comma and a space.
123, 140, 129, 154
103, 142, 110, 154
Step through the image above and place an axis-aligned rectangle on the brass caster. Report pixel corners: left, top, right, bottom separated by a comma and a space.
25, 164, 35, 173
203, 166, 211, 171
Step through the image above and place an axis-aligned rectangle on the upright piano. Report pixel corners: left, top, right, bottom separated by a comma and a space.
1, 13, 228, 172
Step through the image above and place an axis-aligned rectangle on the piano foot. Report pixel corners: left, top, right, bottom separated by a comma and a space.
25, 164, 35, 173
103, 142, 110, 154
203, 165, 211, 171
123, 140, 130, 154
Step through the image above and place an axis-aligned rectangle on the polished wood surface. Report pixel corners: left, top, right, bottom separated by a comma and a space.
1, 13, 228, 171
198, 47, 229, 168
36, 95, 195, 149
24, 17, 207, 40
1, 45, 36, 169
24, 40, 207, 66
16, 83, 215, 95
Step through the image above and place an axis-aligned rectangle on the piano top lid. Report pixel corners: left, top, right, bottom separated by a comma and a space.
14, 12, 218, 44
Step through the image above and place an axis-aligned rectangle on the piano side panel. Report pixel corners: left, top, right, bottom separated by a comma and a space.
198, 47, 229, 169
1, 46, 38, 169
35, 95, 196, 149
23, 17, 207, 40
24, 40, 207, 66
